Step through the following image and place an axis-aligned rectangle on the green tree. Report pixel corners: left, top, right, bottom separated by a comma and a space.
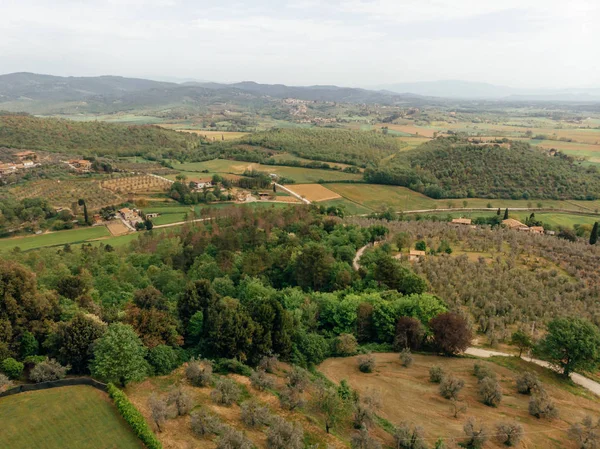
78, 198, 89, 225
590, 222, 598, 245
295, 244, 335, 291
19, 331, 39, 358
312, 382, 349, 433
90, 323, 149, 386
536, 318, 600, 377
510, 330, 533, 357
53, 313, 107, 374
503, 208, 509, 220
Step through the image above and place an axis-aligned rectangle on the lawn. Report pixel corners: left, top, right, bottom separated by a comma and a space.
0, 386, 142, 449
319, 353, 600, 449
0, 226, 110, 252
171, 159, 363, 183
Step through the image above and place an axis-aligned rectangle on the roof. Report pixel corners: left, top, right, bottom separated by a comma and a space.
451, 218, 472, 225
409, 250, 426, 256
530, 226, 544, 232
502, 218, 527, 229
14, 151, 36, 156
119, 208, 132, 213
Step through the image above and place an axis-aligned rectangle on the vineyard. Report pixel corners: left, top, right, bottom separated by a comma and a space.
101, 175, 172, 193
10, 179, 121, 209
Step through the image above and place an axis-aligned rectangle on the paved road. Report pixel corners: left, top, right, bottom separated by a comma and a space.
465, 347, 600, 396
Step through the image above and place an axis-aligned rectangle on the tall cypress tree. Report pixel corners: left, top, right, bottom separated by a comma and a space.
496, 208, 501, 216
590, 222, 599, 245
503, 208, 509, 220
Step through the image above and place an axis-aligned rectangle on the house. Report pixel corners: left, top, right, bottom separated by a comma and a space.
0, 163, 18, 175
408, 250, 426, 262
145, 213, 159, 219
14, 151, 37, 161
68, 159, 93, 172
451, 218, 472, 226
21, 160, 35, 168
529, 226, 544, 234
502, 218, 528, 230
190, 178, 213, 189
92, 214, 103, 224
545, 230, 556, 236
269, 173, 278, 179
119, 208, 138, 222
258, 192, 271, 199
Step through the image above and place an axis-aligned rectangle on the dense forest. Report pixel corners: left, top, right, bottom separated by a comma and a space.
365, 137, 600, 200
0, 114, 203, 159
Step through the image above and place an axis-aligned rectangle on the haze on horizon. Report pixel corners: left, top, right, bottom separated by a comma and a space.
1, 0, 598, 90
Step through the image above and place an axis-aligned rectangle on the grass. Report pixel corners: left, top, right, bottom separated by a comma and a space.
0, 385, 142, 449
0, 226, 110, 252
319, 198, 374, 215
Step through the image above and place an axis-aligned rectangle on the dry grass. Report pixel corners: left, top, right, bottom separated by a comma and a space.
285, 184, 341, 202
106, 220, 130, 236
319, 353, 600, 448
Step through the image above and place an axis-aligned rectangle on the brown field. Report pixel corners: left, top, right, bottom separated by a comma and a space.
320, 353, 600, 449
380, 124, 437, 138
272, 196, 301, 203
285, 184, 341, 202
101, 175, 172, 193
106, 221, 130, 236
158, 126, 248, 141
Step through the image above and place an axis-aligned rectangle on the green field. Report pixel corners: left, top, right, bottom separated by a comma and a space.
319, 198, 374, 215
0, 226, 111, 252
0, 386, 142, 449
171, 159, 363, 183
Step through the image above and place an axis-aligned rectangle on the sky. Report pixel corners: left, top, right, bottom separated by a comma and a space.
1, 0, 599, 89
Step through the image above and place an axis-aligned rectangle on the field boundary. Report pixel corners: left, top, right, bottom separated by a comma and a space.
394, 207, 600, 216
0, 377, 108, 398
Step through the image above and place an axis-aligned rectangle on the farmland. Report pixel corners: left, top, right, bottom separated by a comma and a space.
0, 226, 110, 252
320, 353, 600, 449
284, 184, 341, 202
0, 386, 142, 449
101, 175, 172, 193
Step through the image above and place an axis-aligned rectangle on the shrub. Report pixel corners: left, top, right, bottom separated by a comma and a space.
399, 348, 413, 368
107, 383, 163, 449
529, 391, 559, 419
216, 426, 253, 449
190, 408, 221, 436
240, 399, 271, 427
394, 317, 424, 351
258, 354, 279, 373
351, 425, 382, 449
335, 333, 359, 356
29, 358, 68, 382
279, 385, 305, 411
353, 392, 381, 429
250, 368, 274, 391
516, 371, 540, 395
393, 421, 427, 449
1, 357, 24, 379
286, 366, 309, 389
439, 375, 465, 400
214, 358, 253, 377
429, 313, 472, 355
463, 417, 488, 449
569, 416, 600, 449
473, 362, 496, 382
211, 378, 241, 406
358, 354, 376, 373
148, 345, 181, 376
495, 421, 524, 447
478, 377, 502, 407
267, 416, 304, 449
0, 373, 12, 391
168, 387, 193, 416
148, 395, 168, 432
186, 359, 213, 387
429, 365, 445, 383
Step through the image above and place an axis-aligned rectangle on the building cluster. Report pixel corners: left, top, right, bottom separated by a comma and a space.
501, 218, 550, 234
66, 159, 93, 173
118, 208, 143, 227
0, 151, 39, 176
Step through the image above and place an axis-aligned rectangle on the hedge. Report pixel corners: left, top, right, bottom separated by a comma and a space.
107, 383, 163, 449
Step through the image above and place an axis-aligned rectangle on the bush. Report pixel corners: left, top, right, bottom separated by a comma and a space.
279, 385, 305, 411
478, 377, 502, 407
394, 317, 424, 351
211, 378, 241, 406
267, 416, 304, 449
429, 365, 445, 383
0, 373, 12, 391
216, 426, 253, 449
148, 395, 168, 432
358, 354, 376, 373
186, 359, 213, 387
399, 348, 413, 368
495, 421, 524, 447
516, 371, 540, 395
148, 345, 181, 376
473, 362, 496, 382
351, 426, 382, 449
168, 387, 193, 416
529, 391, 559, 419
286, 366, 309, 389
353, 392, 381, 429
250, 368, 274, 391
29, 358, 68, 383
240, 399, 271, 427
393, 422, 427, 449
439, 375, 465, 400
335, 333, 359, 356
569, 416, 600, 449
1, 357, 24, 379
429, 313, 472, 355
463, 418, 488, 449
107, 383, 163, 449
258, 354, 279, 373
190, 407, 221, 436
213, 358, 253, 377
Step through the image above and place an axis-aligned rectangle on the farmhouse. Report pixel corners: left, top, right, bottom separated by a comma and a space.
0, 163, 18, 175
119, 208, 138, 222
68, 159, 93, 172
14, 150, 37, 161
190, 178, 213, 189
408, 250, 426, 262
502, 218, 528, 230
451, 218, 472, 226
529, 226, 545, 234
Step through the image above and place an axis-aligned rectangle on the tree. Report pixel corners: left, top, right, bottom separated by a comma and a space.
78, 198, 89, 225
351, 425, 382, 449
240, 399, 271, 427
335, 333, 358, 356
515, 371, 540, 395
590, 222, 599, 245
497, 208, 501, 216
430, 313, 472, 355
529, 390, 559, 419
510, 330, 533, 357
439, 375, 465, 400
216, 426, 253, 449
0, 373, 12, 392
295, 244, 336, 291
415, 241, 426, 251
353, 391, 381, 429
569, 416, 600, 449
312, 381, 348, 433
148, 395, 168, 432
191, 408, 221, 436
210, 378, 241, 406
429, 365, 445, 383
503, 208, 509, 220
178, 280, 216, 328
358, 354, 376, 373
168, 387, 193, 416
478, 377, 502, 407
394, 421, 428, 449
495, 422, 523, 447
90, 323, 149, 386
400, 348, 413, 367
53, 313, 106, 374
536, 317, 600, 377
144, 219, 154, 231
148, 345, 181, 375
394, 317, 424, 350
186, 358, 213, 387
29, 358, 68, 382
250, 368, 274, 391
267, 416, 304, 449
1, 358, 24, 379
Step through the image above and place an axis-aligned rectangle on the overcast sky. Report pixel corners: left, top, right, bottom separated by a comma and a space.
1, 0, 598, 88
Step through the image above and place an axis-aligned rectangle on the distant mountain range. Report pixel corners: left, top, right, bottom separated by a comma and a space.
377, 80, 600, 101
